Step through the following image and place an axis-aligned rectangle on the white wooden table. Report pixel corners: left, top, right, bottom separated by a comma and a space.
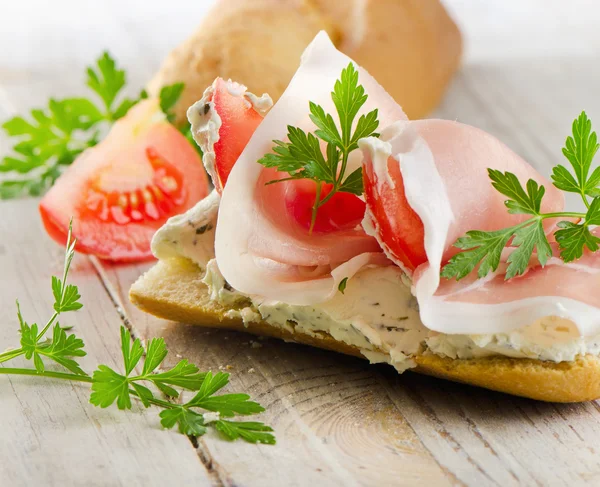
2, 1, 600, 485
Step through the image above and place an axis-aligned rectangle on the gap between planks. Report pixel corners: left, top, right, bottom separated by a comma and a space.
88, 256, 228, 487
0, 199, 214, 487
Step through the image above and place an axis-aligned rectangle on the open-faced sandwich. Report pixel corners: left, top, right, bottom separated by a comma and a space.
131, 32, 600, 403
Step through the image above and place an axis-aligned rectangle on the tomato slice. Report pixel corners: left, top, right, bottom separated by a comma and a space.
283, 179, 366, 233
39, 100, 209, 261
211, 78, 265, 193
363, 155, 427, 271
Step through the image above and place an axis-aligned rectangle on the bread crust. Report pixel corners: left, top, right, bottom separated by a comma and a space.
129, 258, 600, 403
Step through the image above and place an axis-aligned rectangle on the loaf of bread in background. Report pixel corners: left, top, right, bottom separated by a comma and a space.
149, 0, 462, 126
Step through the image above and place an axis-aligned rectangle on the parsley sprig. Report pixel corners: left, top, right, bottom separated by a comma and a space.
0, 53, 191, 199
258, 63, 379, 232
0, 223, 274, 444
442, 111, 600, 280
0, 53, 145, 198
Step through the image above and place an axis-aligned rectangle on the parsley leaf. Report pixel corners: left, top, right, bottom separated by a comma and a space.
121, 327, 144, 375
339, 167, 363, 195
157, 371, 265, 437
37, 323, 87, 375
332, 62, 369, 147
441, 228, 514, 280
1, 52, 188, 199
159, 82, 185, 123
1, 53, 130, 198
19, 317, 86, 376
86, 51, 140, 121
52, 277, 83, 313
90, 365, 132, 409
309, 101, 341, 146
149, 359, 206, 397
159, 408, 207, 436
442, 171, 553, 280
13, 221, 87, 375
505, 220, 552, 279
184, 372, 265, 417
555, 196, 600, 262
91, 327, 205, 409
0, 98, 101, 197
214, 420, 276, 445
159, 372, 270, 440
555, 221, 600, 262
552, 111, 600, 201
489, 169, 545, 215
258, 63, 379, 232
338, 277, 348, 294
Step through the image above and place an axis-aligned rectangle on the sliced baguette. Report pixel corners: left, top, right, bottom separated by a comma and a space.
129, 258, 600, 403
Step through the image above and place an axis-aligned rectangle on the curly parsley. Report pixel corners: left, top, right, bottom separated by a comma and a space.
442, 111, 600, 280
0, 222, 274, 444
257, 63, 379, 232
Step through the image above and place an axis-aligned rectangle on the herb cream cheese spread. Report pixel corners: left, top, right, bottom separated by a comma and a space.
152, 197, 600, 370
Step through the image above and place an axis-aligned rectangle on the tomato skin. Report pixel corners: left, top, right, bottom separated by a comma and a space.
283, 179, 366, 233
211, 79, 265, 193
39, 100, 209, 262
362, 155, 427, 271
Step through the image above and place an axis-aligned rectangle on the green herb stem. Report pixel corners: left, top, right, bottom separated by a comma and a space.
36, 311, 59, 342
0, 348, 25, 364
309, 182, 322, 234
0, 367, 93, 383
139, 393, 175, 410
0, 367, 176, 412
542, 211, 586, 219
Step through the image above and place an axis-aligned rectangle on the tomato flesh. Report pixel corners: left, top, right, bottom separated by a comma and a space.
211, 79, 265, 192
39, 100, 209, 261
284, 179, 366, 233
363, 155, 427, 271
82, 148, 187, 225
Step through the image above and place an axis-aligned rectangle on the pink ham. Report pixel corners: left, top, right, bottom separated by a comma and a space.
360, 119, 564, 275
360, 119, 600, 336
418, 234, 600, 335
214, 32, 405, 305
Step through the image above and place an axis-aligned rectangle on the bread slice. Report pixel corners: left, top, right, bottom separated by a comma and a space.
130, 258, 600, 403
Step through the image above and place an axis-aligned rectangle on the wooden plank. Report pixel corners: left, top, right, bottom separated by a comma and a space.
95, 4, 600, 484
95, 255, 600, 487
381, 372, 600, 486
415, 24, 600, 486
96, 260, 452, 486
4, 1, 600, 485
0, 199, 213, 486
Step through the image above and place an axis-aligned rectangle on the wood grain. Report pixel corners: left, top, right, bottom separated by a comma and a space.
0, 199, 212, 486
3, 1, 600, 485
98, 260, 451, 486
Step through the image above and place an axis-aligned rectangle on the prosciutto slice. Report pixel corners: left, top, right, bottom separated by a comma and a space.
361, 119, 600, 336
419, 237, 600, 335
215, 32, 405, 305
